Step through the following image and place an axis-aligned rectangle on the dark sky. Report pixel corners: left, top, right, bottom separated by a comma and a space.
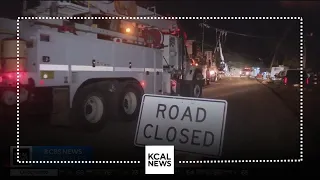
1, 1, 319, 69
139, 1, 319, 69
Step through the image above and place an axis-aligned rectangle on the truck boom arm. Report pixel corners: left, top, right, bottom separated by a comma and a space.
22, 1, 179, 32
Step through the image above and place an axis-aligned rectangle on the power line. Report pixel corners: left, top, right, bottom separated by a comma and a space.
211, 26, 276, 39
200, 22, 276, 39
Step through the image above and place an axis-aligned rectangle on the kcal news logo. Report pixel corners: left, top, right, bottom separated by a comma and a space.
145, 145, 174, 174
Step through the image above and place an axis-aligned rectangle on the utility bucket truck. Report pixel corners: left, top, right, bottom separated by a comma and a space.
204, 50, 219, 84
0, 1, 204, 132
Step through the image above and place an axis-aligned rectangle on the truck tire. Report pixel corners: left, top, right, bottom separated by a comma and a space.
192, 70, 204, 98
0, 104, 11, 121
119, 82, 143, 121
192, 83, 203, 98
0, 102, 17, 119
194, 72, 203, 81
210, 76, 214, 82
71, 83, 110, 132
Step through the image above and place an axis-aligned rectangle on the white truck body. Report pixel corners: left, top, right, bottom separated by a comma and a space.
0, 1, 204, 130
270, 66, 289, 80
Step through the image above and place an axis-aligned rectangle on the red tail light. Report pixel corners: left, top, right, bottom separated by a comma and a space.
0, 72, 27, 86
306, 78, 309, 85
284, 77, 288, 84
140, 81, 146, 88
171, 80, 177, 87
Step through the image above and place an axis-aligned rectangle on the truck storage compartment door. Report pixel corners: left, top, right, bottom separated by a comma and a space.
37, 31, 69, 87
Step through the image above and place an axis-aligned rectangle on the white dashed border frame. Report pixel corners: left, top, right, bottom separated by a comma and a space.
16, 16, 303, 164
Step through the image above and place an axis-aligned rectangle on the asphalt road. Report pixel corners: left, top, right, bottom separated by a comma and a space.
203, 78, 299, 160
257, 79, 320, 164
1, 78, 301, 168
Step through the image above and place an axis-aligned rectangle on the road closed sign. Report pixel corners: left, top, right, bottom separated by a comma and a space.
134, 94, 228, 157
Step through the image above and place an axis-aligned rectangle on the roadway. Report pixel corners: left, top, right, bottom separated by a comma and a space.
256, 78, 320, 165
203, 77, 299, 160
0, 78, 303, 168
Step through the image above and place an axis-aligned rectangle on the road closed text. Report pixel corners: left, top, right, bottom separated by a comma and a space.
143, 104, 214, 147
135, 95, 227, 157
143, 124, 214, 147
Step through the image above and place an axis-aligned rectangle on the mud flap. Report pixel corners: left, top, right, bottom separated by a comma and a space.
102, 80, 121, 119
50, 88, 71, 126
177, 80, 191, 97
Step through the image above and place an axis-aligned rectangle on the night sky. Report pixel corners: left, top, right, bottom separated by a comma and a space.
1, 1, 319, 69
141, 1, 319, 69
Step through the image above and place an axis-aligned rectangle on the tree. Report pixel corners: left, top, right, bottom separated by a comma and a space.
282, 57, 300, 68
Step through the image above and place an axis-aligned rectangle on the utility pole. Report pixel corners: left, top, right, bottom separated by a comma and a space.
304, 38, 306, 68
270, 25, 292, 69
304, 33, 313, 68
201, 19, 205, 54
200, 20, 210, 53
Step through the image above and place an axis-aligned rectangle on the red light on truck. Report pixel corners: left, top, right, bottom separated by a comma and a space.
284, 77, 288, 84
7, 73, 13, 79
171, 80, 177, 87
140, 81, 145, 87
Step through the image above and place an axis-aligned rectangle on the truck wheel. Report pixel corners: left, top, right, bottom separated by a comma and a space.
192, 83, 202, 98
72, 83, 110, 132
194, 72, 203, 81
0, 104, 9, 120
210, 76, 214, 82
119, 83, 143, 121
